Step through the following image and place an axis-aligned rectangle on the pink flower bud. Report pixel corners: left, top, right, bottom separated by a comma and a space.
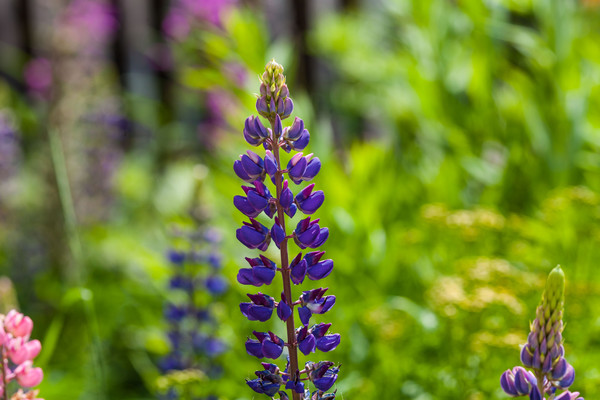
15, 361, 43, 387
4, 310, 34, 339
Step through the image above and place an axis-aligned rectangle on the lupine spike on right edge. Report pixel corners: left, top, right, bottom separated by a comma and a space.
234, 60, 340, 400
499, 266, 583, 400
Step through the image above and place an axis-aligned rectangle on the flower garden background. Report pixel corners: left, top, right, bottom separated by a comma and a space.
1, 0, 600, 399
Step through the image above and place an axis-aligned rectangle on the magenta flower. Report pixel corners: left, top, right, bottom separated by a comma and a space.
0, 310, 43, 398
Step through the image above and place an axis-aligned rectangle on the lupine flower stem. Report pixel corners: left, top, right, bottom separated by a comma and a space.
271, 119, 301, 400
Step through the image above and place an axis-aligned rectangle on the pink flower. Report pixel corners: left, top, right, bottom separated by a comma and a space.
4, 311, 33, 339
14, 361, 43, 388
7, 338, 42, 365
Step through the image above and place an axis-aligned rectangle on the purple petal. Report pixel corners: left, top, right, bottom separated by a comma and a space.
273, 114, 282, 139
298, 306, 311, 326
552, 358, 568, 380
248, 305, 273, 322
296, 190, 325, 215
296, 224, 320, 247
500, 370, 518, 396
283, 98, 293, 118
241, 154, 264, 178
292, 130, 310, 150
264, 151, 278, 178
253, 266, 276, 285
237, 268, 259, 286
277, 300, 292, 322
316, 334, 340, 352
313, 374, 337, 392
308, 259, 334, 280
246, 339, 264, 358
280, 186, 294, 208
303, 157, 321, 180
288, 156, 307, 182
262, 339, 284, 359
285, 204, 297, 218
514, 369, 530, 395
256, 97, 268, 114
298, 334, 316, 355
248, 190, 268, 211
253, 116, 269, 138
271, 221, 286, 249
234, 160, 252, 181
234, 196, 261, 218
529, 385, 542, 400
236, 225, 268, 249
558, 364, 575, 389
291, 259, 307, 285
521, 345, 534, 368
311, 227, 329, 248
286, 117, 304, 140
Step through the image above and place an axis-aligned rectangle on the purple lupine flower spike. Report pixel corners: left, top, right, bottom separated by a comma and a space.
499, 266, 584, 400
234, 60, 339, 399
160, 226, 228, 397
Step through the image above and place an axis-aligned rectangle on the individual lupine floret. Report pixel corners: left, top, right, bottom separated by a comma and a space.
306, 361, 339, 392
287, 153, 321, 184
237, 255, 277, 286
281, 117, 310, 152
234, 181, 276, 218
240, 293, 275, 322
234, 150, 266, 182
289, 253, 308, 285
295, 184, 324, 215
277, 293, 292, 321
243, 115, 270, 146
311, 323, 341, 353
279, 180, 297, 217
499, 266, 583, 400
297, 288, 336, 326
236, 219, 271, 250
246, 368, 284, 397
294, 218, 329, 249
500, 367, 536, 396
296, 323, 341, 355
245, 331, 285, 359
304, 252, 334, 281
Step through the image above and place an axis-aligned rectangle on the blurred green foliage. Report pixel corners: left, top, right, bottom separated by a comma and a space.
0, 0, 599, 399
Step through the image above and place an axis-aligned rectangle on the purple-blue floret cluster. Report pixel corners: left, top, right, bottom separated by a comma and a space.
159, 228, 228, 399
234, 60, 340, 399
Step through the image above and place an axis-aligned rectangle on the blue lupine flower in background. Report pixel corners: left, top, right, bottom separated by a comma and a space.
233, 60, 340, 400
499, 266, 583, 400
158, 225, 228, 399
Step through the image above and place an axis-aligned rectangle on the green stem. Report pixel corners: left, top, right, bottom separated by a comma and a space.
48, 129, 107, 400
535, 371, 546, 400
270, 125, 301, 400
